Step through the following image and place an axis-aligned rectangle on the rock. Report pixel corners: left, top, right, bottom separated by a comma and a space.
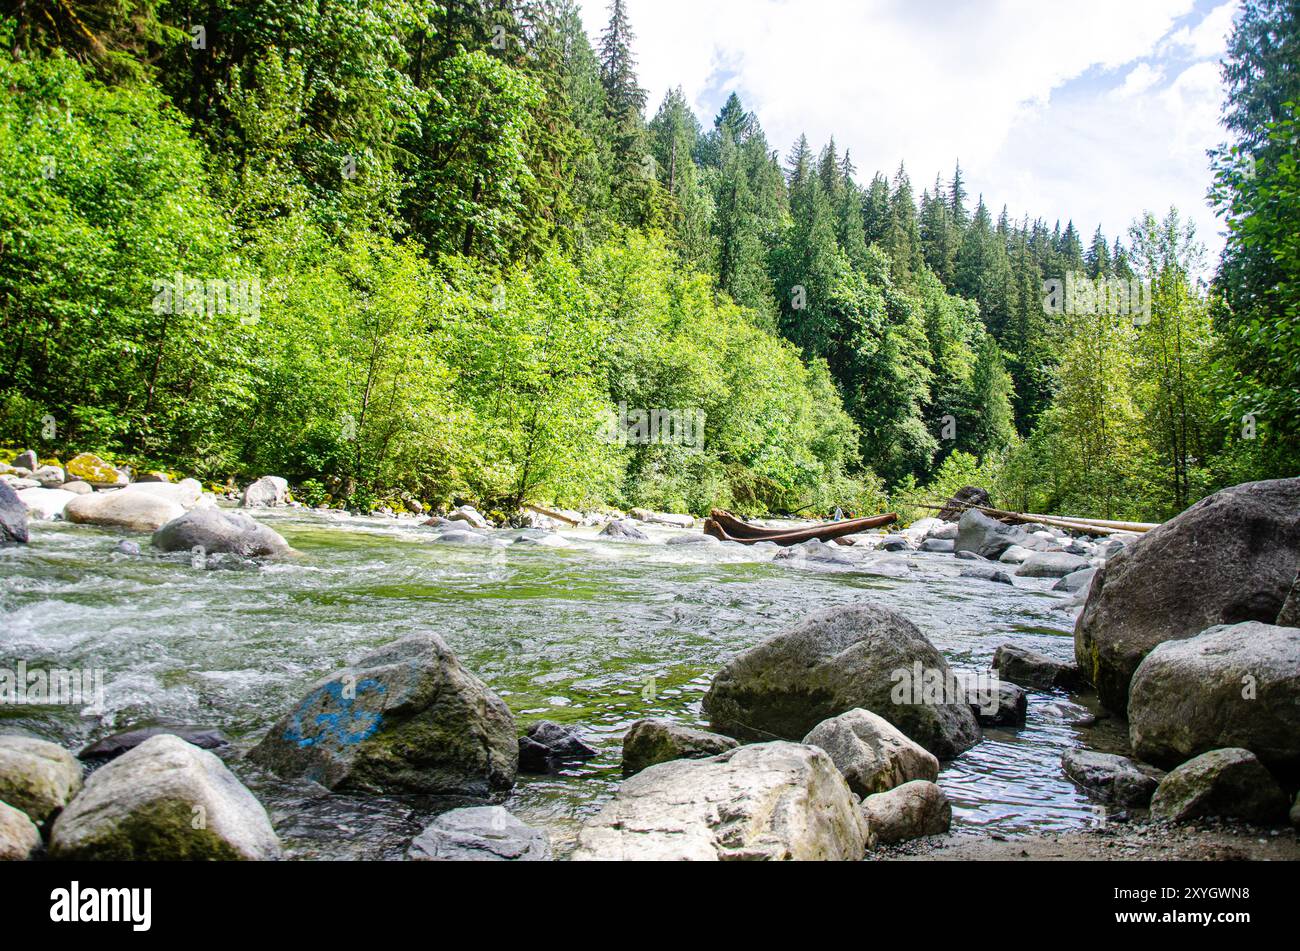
1061, 750, 1162, 807
621, 719, 739, 776
517, 721, 596, 773
1128, 622, 1300, 775
62, 480, 93, 495
1149, 748, 1288, 824
50, 735, 281, 860
1, 476, 38, 490
955, 509, 1045, 560
79, 726, 231, 763
136, 471, 171, 483
15, 487, 76, 520
702, 604, 981, 758
0, 800, 40, 860
861, 780, 951, 846
240, 476, 288, 508
992, 643, 1081, 691
630, 509, 694, 528
1054, 568, 1098, 593
120, 479, 205, 509
953, 550, 985, 562
0, 736, 82, 825
447, 505, 491, 529
1292, 792, 1300, 829
30, 465, 65, 488
936, 486, 991, 522
879, 535, 911, 552
12, 450, 38, 471
435, 529, 505, 548
920, 539, 955, 553
407, 807, 551, 862
960, 566, 1013, 585
774, 538, 857, 566
64, 453, 126, 489
152, 508, 291, 557
952, 672, 1028, 726
0, 481, 29, 544
901, 517, 945, 545
1278, 570, 1300, 627
1017, 551, 1091, 579
248, 633, 517, 796
666, 533, 720, 547
1076, 478, 1300, 714
802, 709, 939, 797
998, 545, 1034, 565
65, 491, 185, 533
512, 531, 570, 548
113, 540, 141, 556
572, 742, 868, 861
600, 519, 648, 541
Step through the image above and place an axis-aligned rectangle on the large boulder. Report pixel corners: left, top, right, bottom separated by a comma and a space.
50, 735, 281, 860
1128, 622, 1300, 776
241, 476, 288, 508
0, 481, 28, 544
600, 519, 648, 541
249, 633, 517, 796
621, 719, 738, 776
1149, 748, 1289, 824
79, 726, 230, 763
955, 509, 1056, 560
1017, 551, 1091, 579
0, 736, 82, 825
65, 490, 185, 533
30, 465, 66, 488
517, 721, 597, 773
572, 742, 869, 861
152, 508, 291, 557
861, 780, 952, 846
992, 643, 1081, 691
802, 709, 939, 797
407, 807, 551, 862
64, 453, 126, 489
1075, 478, 1300, 714
703, 605, 981, 758
1061, 750, 1162, 807
15, 487, 76, 520
119, 479, 205, 509
0, 800, 40, 860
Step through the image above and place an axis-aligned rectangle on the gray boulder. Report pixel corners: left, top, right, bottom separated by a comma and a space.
861, 780, 951, 846
65, 491, 185, 533
1149, 748, 1288, 824
12, 450, 38, 472
920, 539, 955, 553
1017, 551, 1091, 579
518, 721, 597, 773
241, 476, 288, 508
30, 465, 65, 488
621, 719, 738, 776
15, 487, 77, 520
407, 807, 551, 862
249, 633, 517, 796
998, 545, 1034, 565
435, 530, 505, 548
1128, 622, 1300, 775
955, 510, 1055, 560
0, 800, 40, 860
50, 735, 281, 860
600, 519, 648, 541
802, 709, 939, 797
1061, 750, 1162, 807
992, 643, 1080, 691
0, 481, 28, 545
953, 550, 986, 562
952, 673, 1028, 726
961, 566, 1013, 585
79, 726, 230, 763
1054, 568, 1098, 593
572, 742, 869, 861
702, 604, 981, 758
1278, 570, 1299, 627
447, 505, 491, 529
0, 736, 82, 825
1075, 478, 1300, 714
153, 508, 291, 558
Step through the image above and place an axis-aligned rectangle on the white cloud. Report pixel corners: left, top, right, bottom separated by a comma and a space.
578, 0, 1233, 258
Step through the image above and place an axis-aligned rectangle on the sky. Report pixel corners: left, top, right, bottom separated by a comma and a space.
579, 0, 1239, 259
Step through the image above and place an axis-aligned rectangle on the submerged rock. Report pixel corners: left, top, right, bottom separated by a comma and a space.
861, 780, 951, 846
0, 736, 82, 826
1149, 748, 1288, 824
79, 726, 231, 763
407, 807, 551, 862
50, 735, 281, 860
1061, 750, 1162, 807
992, 643, 1080, 691
517, 721, 597, 773
0, 800, 40, 860
1075, 478, 1300, 714
802, 709, 939, 797
152, 508, 291, 558
703, 604, 981, 758
1128, 622, 1300, 775
621, 719, 738, 776
960, 566, 1014, 585
0, 481, 28, 545
572, 742, 868, 861
600, 519, 648, 541
249, 633, 517, 796
1017, 551, 1091, 579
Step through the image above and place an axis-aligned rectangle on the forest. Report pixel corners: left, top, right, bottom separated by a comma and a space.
1, 0, 1296, 521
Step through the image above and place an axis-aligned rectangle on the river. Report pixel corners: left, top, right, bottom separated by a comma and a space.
0, 511, 1104, 858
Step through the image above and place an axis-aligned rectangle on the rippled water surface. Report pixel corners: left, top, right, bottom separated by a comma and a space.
0, 511, 1104, 858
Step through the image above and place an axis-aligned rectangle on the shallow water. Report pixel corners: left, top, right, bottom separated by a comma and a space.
0, 510, 1104, 858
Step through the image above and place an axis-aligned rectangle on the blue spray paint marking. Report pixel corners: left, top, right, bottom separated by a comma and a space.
282, 679, 386, 749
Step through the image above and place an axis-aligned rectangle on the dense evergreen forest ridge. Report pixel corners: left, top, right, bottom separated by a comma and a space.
1, 1, 1296, 521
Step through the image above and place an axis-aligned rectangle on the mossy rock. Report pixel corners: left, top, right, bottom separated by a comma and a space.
65, 453, 125, 488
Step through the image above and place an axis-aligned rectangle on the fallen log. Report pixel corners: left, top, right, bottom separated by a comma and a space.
522, 504, 580, 527
705, 511, 898, 547
918, 503, 1155, 536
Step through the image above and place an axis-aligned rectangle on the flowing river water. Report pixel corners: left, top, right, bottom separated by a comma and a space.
0, 510, 1107, 859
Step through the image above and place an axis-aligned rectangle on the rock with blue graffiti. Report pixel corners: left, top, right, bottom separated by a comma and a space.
248, 633, 518, 796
